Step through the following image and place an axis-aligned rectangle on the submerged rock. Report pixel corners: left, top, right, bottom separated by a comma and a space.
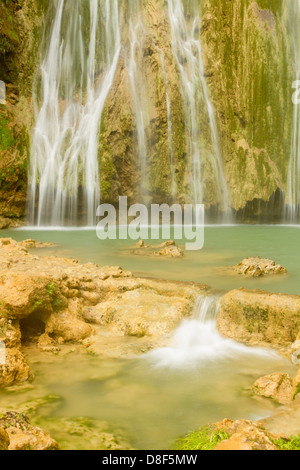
218, 288, 300, 348
133, 240, 184, 258
0, 412, 59, 451
234, 257, 287, 277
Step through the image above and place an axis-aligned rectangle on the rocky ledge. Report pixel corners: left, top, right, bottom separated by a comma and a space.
217, 288, 300, 352
0, 238, 207, 388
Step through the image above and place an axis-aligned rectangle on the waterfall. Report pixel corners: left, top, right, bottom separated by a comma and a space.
127, 16, 150, 201
28, 0, 121, 226
286, 0, 300, 224
146, 296, 277, 369
27, 0, 232, 227
167, 0, 231, 216
159, 49, 177, 201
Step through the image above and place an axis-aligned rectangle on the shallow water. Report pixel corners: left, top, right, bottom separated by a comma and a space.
0, 226, 299, 449
3, 225, 300, 294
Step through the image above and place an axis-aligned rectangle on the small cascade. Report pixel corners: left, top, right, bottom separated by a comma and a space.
167, 0, 231, 217
147, 296, 277, 369
286, 0, 300, 223
28, 0, 121, 226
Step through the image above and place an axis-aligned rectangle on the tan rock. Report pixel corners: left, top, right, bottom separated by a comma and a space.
253, 373, 294, 405
0, 427, 9, 450
82, 288, 194, 337
293, 369, 300, 396
0, 273, 53, 320
0, 319, 21, 349
0, 412, 59, 451
218, 289, 300, 348
0, 348, 31, 388
154, 245, 184, 258
234, 257, 287, 277
213, 419, 278, 451
46, 311, 93, 343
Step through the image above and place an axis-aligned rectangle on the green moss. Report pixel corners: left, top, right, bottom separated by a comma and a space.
172, 425, 230, 451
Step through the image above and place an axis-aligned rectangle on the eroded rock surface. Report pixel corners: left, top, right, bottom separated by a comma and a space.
234, 257, 287, 277
0, 412, 59, 450
0, 238, 207, 387
213, 419, 279, 451
253, 373, 295, 405
218, 288, 300, 349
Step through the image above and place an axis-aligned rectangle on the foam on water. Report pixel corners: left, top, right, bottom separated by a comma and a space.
147, 296, 279, 369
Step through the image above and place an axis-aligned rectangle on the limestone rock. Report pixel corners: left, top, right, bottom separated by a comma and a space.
82, 288, 194, 337
0, 348, 31, 388
0, 412, 59, 451
253, 373, 294, 405
234, 257, 287, 277
213, 419, 278, 451
0, 427, 9, 450
0, 273, 53, 320
45, 311, 93, 343
154, 245, 184, 258
218, 289, 300, 348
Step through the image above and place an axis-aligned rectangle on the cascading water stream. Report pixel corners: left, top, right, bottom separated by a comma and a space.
28, 0, 121, 227
167, 0, 231, 217
159, 48, 177, 201
28, 0, 233, 227
127, 17, 150, 200
147, 296, 278, 369
286, 0, 300, 224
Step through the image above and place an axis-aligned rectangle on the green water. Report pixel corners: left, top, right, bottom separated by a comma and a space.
0, 226, 299, 449
4, 225, 300, 294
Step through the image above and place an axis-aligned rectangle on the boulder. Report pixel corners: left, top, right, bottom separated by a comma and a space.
234, 257, 287, 277
218, 289, 300, 348
0, 412, 59, 450
253, 373, 294, 405
45, 311, 93, 343
0, 348, 31, 388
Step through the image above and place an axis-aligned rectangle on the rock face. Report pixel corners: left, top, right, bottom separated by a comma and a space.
0, 412, 59, 450
0, 238, 207, 387
234, 257, 287, 277
0, 0, 47, 223
218, 288, 300, 348
0, 0, 296, 223
202, 0, 293, 219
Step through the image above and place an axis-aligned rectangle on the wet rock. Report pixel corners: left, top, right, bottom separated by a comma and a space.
0, 412, 59, 450
218, 289, 300, 348
154, 245, 184, 258
253, 373, 294, 405
45, 311, 93, 343
0, 273, 54, 320
0, 348, 31, 388
82, 288, 196, 337
234, 257, 287, 277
